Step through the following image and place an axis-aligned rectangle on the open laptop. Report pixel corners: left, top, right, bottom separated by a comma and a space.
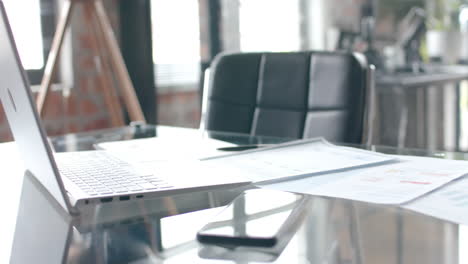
10, 170, 243, 263
0, 1, 250, 215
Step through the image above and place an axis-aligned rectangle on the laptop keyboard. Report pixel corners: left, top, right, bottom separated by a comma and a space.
56, 151, 174, 196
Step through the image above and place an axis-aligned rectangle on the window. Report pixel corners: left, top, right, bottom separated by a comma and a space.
220, 0, 302, 53
238, 0, 301, 52
2, 0, 55, 84
151, 0, 201, 92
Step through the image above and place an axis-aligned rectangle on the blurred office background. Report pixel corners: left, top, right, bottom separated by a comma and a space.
2, 0, 468, 151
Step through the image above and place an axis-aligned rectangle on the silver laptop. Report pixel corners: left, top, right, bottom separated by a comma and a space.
0, 2, 249, 215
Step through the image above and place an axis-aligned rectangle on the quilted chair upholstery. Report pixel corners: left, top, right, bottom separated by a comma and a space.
204, 51, 372, 144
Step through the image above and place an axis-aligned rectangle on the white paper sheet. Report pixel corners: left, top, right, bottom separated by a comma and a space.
202, 138, 394, 183
95, 136, 235, 166
259, 155, 468, 204
403, 176, 468, 225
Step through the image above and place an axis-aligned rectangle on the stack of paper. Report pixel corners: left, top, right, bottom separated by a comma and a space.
259, 155, 468, 204
202, 138, 468, 206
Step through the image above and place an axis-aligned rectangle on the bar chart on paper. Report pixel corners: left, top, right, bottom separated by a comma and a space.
405, 176, 468, 225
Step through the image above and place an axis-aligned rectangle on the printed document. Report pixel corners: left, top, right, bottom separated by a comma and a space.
404, 176, 468, 225
260, 155, 468, 204
202, 138, 394, 183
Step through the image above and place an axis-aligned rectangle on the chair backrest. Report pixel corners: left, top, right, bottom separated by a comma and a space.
203, 51, 372, 144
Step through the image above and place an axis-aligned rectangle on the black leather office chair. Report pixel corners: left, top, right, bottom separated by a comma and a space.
201, 51, 376, 145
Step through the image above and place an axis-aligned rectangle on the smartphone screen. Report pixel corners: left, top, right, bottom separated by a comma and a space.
197, 189, 307, 247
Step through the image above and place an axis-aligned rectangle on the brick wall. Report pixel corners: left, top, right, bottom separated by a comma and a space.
157, 90, 201, 128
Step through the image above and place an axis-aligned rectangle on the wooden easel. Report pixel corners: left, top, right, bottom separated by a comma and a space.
36, 0, 146, 126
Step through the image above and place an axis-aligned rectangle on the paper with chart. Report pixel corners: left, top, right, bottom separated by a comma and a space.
259, 155, 468, 204
201, 138, 394, 183
404, 176, 468, 225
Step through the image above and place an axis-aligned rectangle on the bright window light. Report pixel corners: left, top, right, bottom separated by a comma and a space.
239, 0, 300, 52
151, 0, 201, 86
151, 0, 200, 64
3, 0, 44, 70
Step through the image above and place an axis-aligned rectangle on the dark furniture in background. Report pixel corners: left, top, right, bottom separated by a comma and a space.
376, 65, 468, 151
203, 51, 374, 144
120, 0, 156, 124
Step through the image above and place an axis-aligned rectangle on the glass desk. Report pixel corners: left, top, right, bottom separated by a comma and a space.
4, 125, 468, 264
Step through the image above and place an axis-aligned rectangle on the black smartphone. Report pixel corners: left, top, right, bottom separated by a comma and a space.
196, 189, 309, 248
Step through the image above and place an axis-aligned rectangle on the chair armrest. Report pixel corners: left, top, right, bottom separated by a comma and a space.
199, 68, 211, 131
362, 64, 378, 146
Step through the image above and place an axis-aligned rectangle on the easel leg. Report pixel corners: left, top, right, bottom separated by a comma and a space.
92, 0, 146, 123
83, 2, 125, 127
37, 0, 74, 116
